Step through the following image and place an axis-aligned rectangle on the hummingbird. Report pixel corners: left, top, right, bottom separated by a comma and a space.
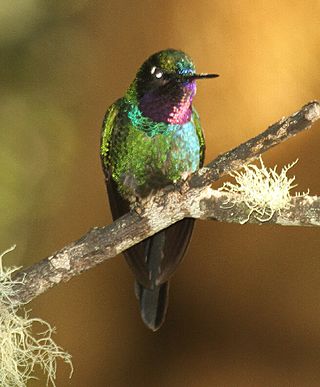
100, 49, 218, 331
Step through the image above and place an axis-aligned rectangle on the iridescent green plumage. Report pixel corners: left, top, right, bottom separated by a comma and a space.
100, 49, 217, 330
101, 100, 205, 198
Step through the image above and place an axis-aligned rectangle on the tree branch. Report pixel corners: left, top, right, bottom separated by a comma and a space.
12, 101, 320, 304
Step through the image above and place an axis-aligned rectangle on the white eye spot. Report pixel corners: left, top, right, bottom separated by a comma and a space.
155, 71, 163, 79
151, 66, 156, 74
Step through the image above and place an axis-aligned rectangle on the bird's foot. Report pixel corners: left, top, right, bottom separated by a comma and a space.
129, 197, 144, 215
176, 171, 192, 195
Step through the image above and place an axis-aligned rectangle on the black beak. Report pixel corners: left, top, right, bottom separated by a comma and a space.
185, 73, 219, 81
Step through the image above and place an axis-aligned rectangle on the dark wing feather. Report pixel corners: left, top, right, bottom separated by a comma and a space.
108, 177, 195, 288
107, 178, 151, 284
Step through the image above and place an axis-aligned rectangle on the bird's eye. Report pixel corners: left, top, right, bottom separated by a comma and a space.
151, 66, 164, 79
155, 71, 163, 79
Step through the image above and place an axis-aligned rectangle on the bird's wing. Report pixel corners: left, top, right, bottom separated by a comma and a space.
100, 101, 154, 285
191, 106, 206, 167
100, 99, 134, 233
100, 101, 120, 179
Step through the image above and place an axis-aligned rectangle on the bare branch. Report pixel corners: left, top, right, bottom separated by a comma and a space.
189, 101, 320, 188
195, 190, 320, 226
11, 101, 320, 304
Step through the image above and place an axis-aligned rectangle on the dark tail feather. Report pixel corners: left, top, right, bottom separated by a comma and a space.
135, 280, 169, 331
134, 231, 169, 331
107, 178, 194, 330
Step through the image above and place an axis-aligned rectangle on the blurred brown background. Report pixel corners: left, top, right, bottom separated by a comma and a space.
1, 1, 320, 386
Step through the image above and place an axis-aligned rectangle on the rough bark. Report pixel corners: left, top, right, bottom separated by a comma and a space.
11, 101, 320, 304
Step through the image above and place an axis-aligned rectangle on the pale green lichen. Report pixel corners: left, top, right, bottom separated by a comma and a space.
0, 246, 73, 387
219, 157, 309, 223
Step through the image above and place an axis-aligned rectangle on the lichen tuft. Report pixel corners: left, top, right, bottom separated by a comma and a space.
0, 246, 73, 387
219, 157, 309, 223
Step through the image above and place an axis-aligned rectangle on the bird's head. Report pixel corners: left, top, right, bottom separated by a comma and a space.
126, 49, 218, 124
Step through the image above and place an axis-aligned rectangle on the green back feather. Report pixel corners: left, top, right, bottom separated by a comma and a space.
100, 101, 120, 172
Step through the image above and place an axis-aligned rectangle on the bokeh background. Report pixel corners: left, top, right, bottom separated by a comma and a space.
1, 1, 320, 385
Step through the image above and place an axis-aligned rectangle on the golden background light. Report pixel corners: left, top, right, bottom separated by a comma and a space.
1, 1, 320, 385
